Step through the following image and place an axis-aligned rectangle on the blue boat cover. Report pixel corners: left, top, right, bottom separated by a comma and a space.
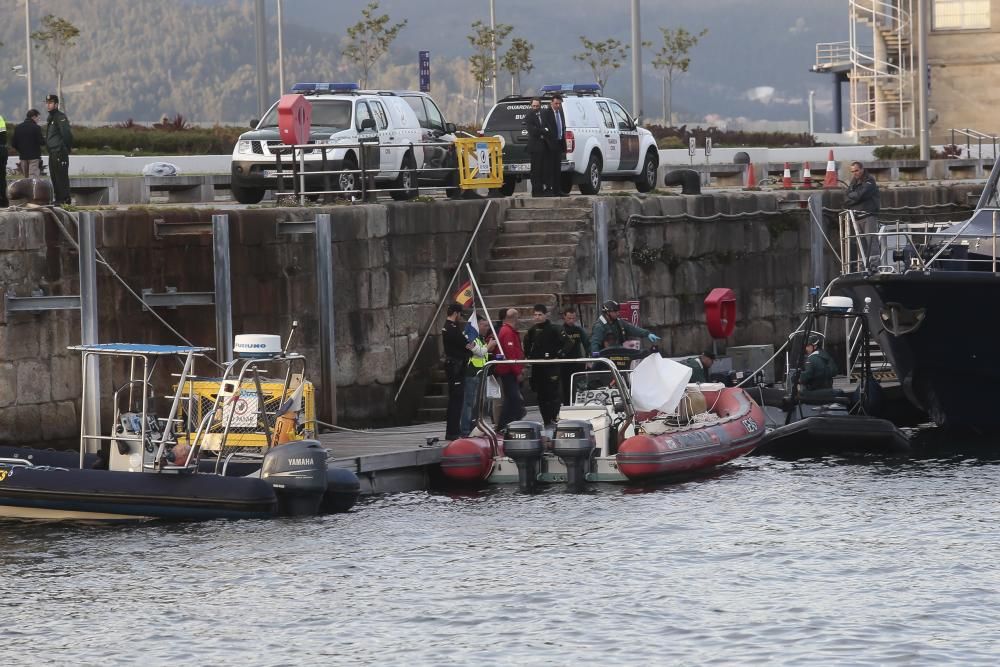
68, 343, 215, 355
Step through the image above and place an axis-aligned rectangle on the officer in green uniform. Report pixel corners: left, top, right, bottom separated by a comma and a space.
0, 113, 8, 207
45, 94, 73, 205
590, 300, 660, 355
682, 351, 716, 383
799, 335, 836, 393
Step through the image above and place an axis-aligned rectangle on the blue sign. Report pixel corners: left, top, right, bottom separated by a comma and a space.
419, 51, 430, 92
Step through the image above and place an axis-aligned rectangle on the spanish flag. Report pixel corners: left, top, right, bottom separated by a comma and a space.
453, 280, 474, 308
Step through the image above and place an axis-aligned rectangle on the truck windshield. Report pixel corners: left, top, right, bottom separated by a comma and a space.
483, 101, 547, 132
258, 100, 353, 130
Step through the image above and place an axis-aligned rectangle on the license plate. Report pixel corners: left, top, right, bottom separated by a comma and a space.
263, 170, 277, 178
507, 163, 530, 173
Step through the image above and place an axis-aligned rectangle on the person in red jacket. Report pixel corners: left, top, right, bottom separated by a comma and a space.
496, 307, 526, 430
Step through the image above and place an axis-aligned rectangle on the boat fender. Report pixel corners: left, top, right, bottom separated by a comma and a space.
261, 440, 328, 516
552, 420, 596, 491
503, 421, 545, 493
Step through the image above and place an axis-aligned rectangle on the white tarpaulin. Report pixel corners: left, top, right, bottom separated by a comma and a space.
629, 355, 693, 414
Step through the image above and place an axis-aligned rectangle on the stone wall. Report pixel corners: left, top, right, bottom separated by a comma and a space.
0, 200, 505, 446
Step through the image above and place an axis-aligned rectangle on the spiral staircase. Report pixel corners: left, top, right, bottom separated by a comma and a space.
848, 0, 916, 138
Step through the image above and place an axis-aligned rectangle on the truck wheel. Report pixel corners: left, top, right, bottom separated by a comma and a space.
390, 152, 418, 201
339, 155, 358, 195
231, 182, 265, 205
579, 153, 602, 195
635, 151, 658, 193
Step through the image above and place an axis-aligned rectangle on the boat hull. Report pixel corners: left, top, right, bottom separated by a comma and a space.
616, 388, 765, 480
754, 415, 911, 458
837, 271, 1000, 429
0, 466, 277, 521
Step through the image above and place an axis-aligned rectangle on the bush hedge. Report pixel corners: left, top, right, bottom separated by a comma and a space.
73, 125, 245, 155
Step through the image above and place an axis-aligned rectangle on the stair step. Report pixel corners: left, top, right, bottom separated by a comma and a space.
482, 293, 558, 307
494, 231, 582, 247
505, 208, 591, 221
492, 244, 576, 259
486, 256, 574, 272
419, 394, 448, 410
484, 268, 570, 283
502, 219, 591, 233
509, 195, 593, 209
415, 408, 447, 423
480, 281, 564, 295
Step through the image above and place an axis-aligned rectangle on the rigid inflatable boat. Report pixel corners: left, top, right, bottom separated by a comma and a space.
441, 355, 765, 491
0, 337, 359, 521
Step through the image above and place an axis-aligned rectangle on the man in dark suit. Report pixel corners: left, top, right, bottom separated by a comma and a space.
541, 93, 567, 196
524, 98, 546, 197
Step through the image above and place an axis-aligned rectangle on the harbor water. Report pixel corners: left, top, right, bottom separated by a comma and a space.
3, 445, 999, 665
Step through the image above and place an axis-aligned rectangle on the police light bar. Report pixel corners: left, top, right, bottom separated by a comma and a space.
539, 83, 601, 94
290, 82, 360, 94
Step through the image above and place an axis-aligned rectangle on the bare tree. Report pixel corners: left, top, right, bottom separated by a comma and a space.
651, 27, 708, 126
501, 38, 534, 96
343, 1, 407, 88
573, 37, 629, 90
467, 20, 512, 123
31, 14, 80, 110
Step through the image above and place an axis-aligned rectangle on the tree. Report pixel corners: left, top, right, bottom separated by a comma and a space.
467, 20, 513, 123
31, 14, 80, 110
342, 1, 407, 88
651, 27, 708, 126
501, 38, 534, 96
573, 37, 629, 90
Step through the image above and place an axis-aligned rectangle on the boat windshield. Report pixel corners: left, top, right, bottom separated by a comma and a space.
568, 370, 632, 407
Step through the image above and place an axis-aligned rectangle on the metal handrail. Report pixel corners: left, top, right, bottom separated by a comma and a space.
949, 128, 999, 161
815, 41, 850, 67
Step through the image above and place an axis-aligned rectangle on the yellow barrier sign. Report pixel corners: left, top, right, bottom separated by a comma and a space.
455, 137, 503, 189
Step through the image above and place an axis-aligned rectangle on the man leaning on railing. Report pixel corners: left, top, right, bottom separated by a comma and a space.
845, 161, 881, 266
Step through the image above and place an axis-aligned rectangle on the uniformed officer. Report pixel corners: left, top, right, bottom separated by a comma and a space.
523, 304, 563, 427
45, 94, 73, 205
442, 303, 472, 440
682, 351, 716, 383
799, 335, 836, 393
590, 300, 661, 355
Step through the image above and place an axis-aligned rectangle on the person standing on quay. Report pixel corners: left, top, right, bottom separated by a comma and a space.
496, 308, 526, 430
12, 109, 45, 178
523, 304, 563, 428
558, 306, 590, 404
442, 303, 472, 441
524, 98, 546, 197
844, 161, 881, 264
541, 93, 568, 196
45, 94, 73, 205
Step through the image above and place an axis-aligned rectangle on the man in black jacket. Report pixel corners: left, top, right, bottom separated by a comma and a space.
11, 109, 44, 178
45, 94, 73, 205
558, 306, 590, 404
524, 98, 546, 197
0, 114, 7, 208
442, 303, 473, 440
540, 94, 568, 196
844, 161, 881, 265
523, 304, 563, 427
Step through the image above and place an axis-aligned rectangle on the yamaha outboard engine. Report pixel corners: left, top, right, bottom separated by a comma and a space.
552, 420, 596, 492
261, 440, 328, 516
503, 421, 545, 493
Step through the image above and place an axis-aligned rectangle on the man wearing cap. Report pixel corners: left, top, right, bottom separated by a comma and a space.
799, 335, 837, 394
682, 351, 716, 383
590, 300, 660, 356
45, 94, 73, 205
11, 109, 44, 178
442, 303, 473, 440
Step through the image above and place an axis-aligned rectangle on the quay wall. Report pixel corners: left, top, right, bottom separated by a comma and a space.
0, 184, 983, 446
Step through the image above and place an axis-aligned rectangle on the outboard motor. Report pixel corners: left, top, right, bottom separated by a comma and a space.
320, 467, 361, 514
261, 440, 328, 516
503, 421, 545, 493
552, 420, 596, 492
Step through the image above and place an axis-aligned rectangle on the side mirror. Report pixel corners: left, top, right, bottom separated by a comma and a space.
249, 118, 259, 129
444, 122, 457, 134
360, 118, 376, 131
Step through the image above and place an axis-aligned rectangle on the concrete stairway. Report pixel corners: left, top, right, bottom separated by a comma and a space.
414, 196, 593, 424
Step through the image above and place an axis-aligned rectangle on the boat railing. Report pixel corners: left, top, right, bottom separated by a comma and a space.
476, 357, 633, 456
839, 210, 1000, 274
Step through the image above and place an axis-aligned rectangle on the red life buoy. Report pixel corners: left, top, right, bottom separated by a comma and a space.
704, 288, 736, 338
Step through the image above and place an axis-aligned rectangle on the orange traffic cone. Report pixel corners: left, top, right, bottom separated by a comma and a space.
823, 150, 838, 188
802, 162, 813, 189
782, 162, 792, 189
745, 162, 757, 189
